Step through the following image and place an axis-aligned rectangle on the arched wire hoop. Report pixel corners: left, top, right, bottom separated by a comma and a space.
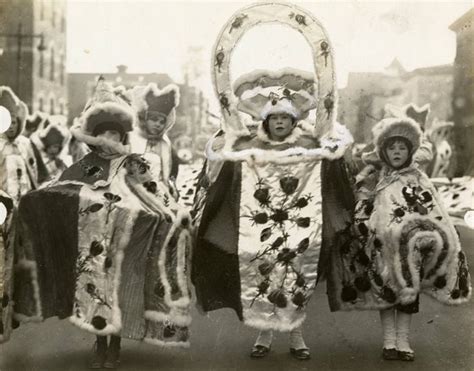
212, 2, 337, 138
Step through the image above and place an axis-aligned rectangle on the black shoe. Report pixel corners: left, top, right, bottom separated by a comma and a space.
103, 347, 121, 369
382, 348, 398, 360
398, 350, 415, 362
290, 348, 311, 361
89, 342, 107, 369
250, 345, 270, 359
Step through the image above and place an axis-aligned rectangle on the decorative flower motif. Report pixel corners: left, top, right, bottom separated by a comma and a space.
268, 289, 287, 308
297, 238, 309, 253
258, 262, 273, 276
279, 176, 299, 195
229, 14, 248, 33
89, 241, 104, 256
253, 212, 269, 224
354, 275, 371, 292
294, 197, 308, 208
296, 217, 310, 228
292, 291, 306, 307
270, 209, 289, 224
253, 188, 270, 205
277, 248, 297, 264
381, 286, 396, 303
341, 285, 358, 302
260, 227, 272, 242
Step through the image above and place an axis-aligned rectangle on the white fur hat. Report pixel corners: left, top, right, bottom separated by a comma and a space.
79, 77, 135, 136
373, 117, 422, 155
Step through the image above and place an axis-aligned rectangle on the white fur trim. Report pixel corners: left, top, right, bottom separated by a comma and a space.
211, 2, 338, 137
158, 210, 192, 310
81, 101, 135, 134
144, 310, 191, 327
14, 258, 43, 321
243, 314, 306, 332
206, 122, 353, 164
130, 83, 179, 136
373, 117, 422, 154
260, 98, 299, 120
70, 123, 129, 155
144, 337, 190, 348
233, 67, 315, 97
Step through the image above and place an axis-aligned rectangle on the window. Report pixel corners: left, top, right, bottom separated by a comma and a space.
39, 50, 44, 78
60, 56, 65, 85
38, 97, 44, 112
40, 0, 44, 20
50, 98, 55, 115
50, 48, 55, 81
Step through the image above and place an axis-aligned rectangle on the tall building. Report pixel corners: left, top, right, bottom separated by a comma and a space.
338, 59, 453, 144
449, 8, 474, 176
0, 0, 68, 115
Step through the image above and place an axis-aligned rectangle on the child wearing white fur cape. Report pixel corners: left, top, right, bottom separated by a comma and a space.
192, 69, 354, 361
326, 117, 471, 362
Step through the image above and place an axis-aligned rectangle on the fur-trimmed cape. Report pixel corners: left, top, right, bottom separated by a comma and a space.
326, 164, 471, 312
192, 122, 354, 331
10, 151, 193, 347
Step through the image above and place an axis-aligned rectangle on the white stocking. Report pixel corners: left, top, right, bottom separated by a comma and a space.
380, 309, 396, 349
254, 329, 273, 348
396, 311, 413, 352
289, 326, 308, 350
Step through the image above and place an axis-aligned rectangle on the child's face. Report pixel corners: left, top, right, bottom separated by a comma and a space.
5, 114, 19, 139
96, 129, 122, 143
46, 143, 62, 157
144, 112, 167, 135
385, 140, 410, 169
267, 113, 294, 141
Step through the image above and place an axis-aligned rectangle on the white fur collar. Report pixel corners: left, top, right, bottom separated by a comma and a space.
255, 124, 304, 145
206, 122, 353, 164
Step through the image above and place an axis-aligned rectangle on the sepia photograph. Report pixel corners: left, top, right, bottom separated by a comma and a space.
0, 0, 473, 370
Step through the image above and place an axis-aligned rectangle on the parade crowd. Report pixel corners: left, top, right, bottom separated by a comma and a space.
0, 2, 472, 370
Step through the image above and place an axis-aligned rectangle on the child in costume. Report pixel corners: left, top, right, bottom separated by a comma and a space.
0, 87, 38, 343
0, 86, 38, 204
326, 117, 471, 361
192, 3, 355, 361
11, 79, 193, 369
29, 117, 71, 184
0, 191, 15, 343
128, 83, 181, 199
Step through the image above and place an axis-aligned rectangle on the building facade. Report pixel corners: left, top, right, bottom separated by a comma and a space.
0, 0, 68, 115
338, 59, 453, 144
449, 8, 474, 176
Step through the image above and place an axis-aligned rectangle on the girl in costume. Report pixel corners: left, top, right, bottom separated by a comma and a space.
11, 78, 193, 369
0, 86, 38, 205
192, 2, 354, 361
326, 117, 471, 361
128, 83, 181, 199
0, 87, 38, 343
29, 117, 71, 185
